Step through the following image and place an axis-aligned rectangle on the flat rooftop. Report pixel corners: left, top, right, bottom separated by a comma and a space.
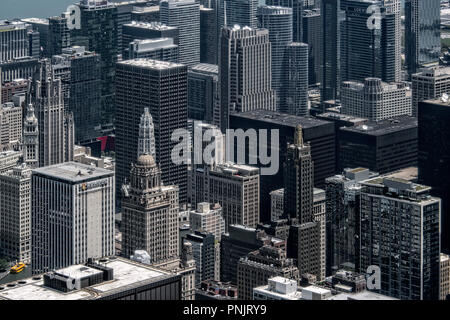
32, 161, 114, 183
117, 58, 184, 69
0, 257, 174, 300
124, 21, 176, 30
340, 116, 417, 136
317, 112, 368, 124
230, 110, 332, 129
327, 291, 398, 300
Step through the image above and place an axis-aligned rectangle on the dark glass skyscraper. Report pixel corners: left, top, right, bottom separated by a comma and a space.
257, 5, 293, 111
405, 0, 441, 75
116, 59, 188, 206
284, 42, 309, 116
72, 0, 118, 130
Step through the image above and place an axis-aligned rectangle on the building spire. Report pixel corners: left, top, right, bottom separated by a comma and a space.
137, 108, 156, 158
294, 125, 303, 147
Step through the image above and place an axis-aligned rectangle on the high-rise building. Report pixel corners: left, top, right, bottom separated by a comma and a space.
0, 57, 39, 82
121, 21, 179, 55
0, 102, 22, 150
200, 6, 217, 65
340, 78, 412, 121
189, 202, 225, 241
219, 0, 259, 29
0, 164, 32, 264
302, 8, 322, 86
184, 231, 216, 285
52, 46, 102, 143
411, 67, 450, 117
220, 225, 274, 283
338, 116, 418, 174
194, 163, 260, 231
283, 125, 314, 223
21, 18, 49, 58
441, 253, 450, 300
284, 42, 309, 116
253, 276, 302, 300
126, 38, 179, 62
137, 108, 156, 159
405, 0, 441, 75
31, 59, 73, 167
72, 0, 118, 128
0, 150, 22, 174
160, 0, 200, 67
257, 6, 293, 110
340, 0, 398, 83
418, 99, 450, 254
270, 188, 284, 221
219, 26, 276, 130
47, 14, 71, 57
23, 103, 39, 168
359, 176, 440, 300
321, 0, 342, 101
188, 63, 220, 126
121, 153, 179, 264
116, 59, 188, 206
237, 244, 299, 299
0, 21, 30, 62
31, 162, 115, 274
0, 79, 28, 104
325, 168, 377, 275
230, 110, 336, 222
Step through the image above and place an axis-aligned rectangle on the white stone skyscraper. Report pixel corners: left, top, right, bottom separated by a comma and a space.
219, 26, 276, 130
31, 59, 73, 167
121, 154, 180, 264
31, 162, 115, 274
137, 108, 156, 159
23, 103, 39, 168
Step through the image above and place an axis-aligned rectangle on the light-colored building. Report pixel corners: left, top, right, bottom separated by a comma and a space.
121, 154, 179, 264
0, 150, 22, 174
0, 164, 32, 264
341, 78, 412, 121
31, 162, 115, 274
202, 163, 260, 231
412, 66, 450, 117
0, 102, 22, 150
441, 253, 450, 300
189, 202, 225, 241
253, 276, 302, 300
219, 26, 276, 129
313, 188, 326, 281
270, 188, 284, 221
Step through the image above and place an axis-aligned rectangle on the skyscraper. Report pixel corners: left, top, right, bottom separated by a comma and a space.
325, 168, 377, 275
257, 6, 293, 111
219, 26, 276, 130
418, 99, 450, 254
47, 14, 71, 57
340, 78, 412, 121
188, 63, 220, 126
116, 59, 188, 206
126, 38, 179, 62
0, 21, 29, 62
137, 108, 156, 159
160, 0, 200, 67
340, 0, 398, 83
284, 42, 309, 116
31, 59, 71, 167
200, 6, 218, 65
32, 162, 115, 274
0, 164, 32, 264
72, 0, 118, 128
411, 67, 450, 117
302, 8, 322, 86
184, 231, 216, 285
283, 125, 314, 223
405, 0, 441, 75
121, 153, 179, 263
219, 0, 259, 29
359, 176, 440, 300
321, 0, 342, 101
52, 46, 102, 143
